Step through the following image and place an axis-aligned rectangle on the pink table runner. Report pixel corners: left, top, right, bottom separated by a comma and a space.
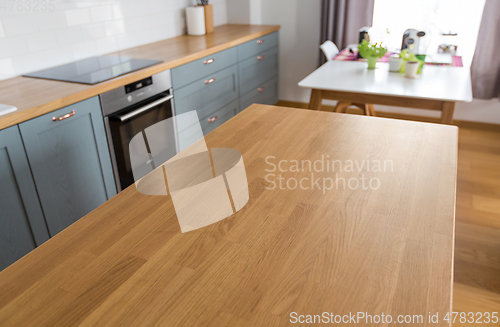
333, 49, 463, 67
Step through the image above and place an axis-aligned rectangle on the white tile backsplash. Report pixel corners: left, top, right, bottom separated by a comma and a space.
0, 58, 16, 80
2, 14, 39, 36
36, 11, 68, 32
90, 6, 114, 23
0, 19, 5, 38
81, 23, 107, 41
66, 8, 92, 26
95, 36, 119, 55
104, 19, 126, 37
26, 32, 58, 52
0, 36, 28, 58
73, 41, 98, 60
0, 0, 228, 80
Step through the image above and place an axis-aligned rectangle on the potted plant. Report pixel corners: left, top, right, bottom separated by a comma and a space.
399, 49, 425, 74
357, 39, 387, 69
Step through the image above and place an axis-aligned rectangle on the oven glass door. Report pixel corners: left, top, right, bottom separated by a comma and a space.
108, 92, 176, 190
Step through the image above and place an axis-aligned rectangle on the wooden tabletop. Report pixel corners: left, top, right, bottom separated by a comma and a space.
0, 105, 458, 327
0, 24, 280, 130
298, 60, 473, 102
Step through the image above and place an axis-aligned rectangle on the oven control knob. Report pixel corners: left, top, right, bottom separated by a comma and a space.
127, 95, 133, 102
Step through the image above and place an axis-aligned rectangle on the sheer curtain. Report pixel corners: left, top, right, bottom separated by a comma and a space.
319, 0, 375, 65
470, 0, 500, 99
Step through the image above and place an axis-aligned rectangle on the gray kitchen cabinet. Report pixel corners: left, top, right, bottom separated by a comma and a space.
238, 46, 279, 95
199, 100, 239, 135
0, 125, 49, 271
19, 96, 116, 236
239, 76, 279, 112
237, 32, 279, 61
237, 32, 279, 111
173, 65, 239, 118
171, 47, 238, 89
171, 31, 279, 136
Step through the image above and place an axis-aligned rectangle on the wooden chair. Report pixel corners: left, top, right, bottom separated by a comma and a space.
334, 102, 376, 116
319, 41, 376, 117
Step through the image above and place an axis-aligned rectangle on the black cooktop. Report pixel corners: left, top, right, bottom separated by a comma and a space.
23, 56, 163, 85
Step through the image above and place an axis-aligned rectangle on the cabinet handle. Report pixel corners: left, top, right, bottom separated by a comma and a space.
207, 115, 218, 122
257, 55, 265, 60
205, 78, 216, 84
203, 58, 215, 64
257, 86, 266, 92
52, 110, 75, 121
256, 39, 265, 44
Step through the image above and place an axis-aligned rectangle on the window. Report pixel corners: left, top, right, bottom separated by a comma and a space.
371, 0, 485, 66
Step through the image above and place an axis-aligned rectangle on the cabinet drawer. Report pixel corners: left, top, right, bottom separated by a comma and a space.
239, 47, 279, 95
174, 65, 239, 118
239, 76, 279, 112
176, 100, 238, 151
200, 100, 238, 135
238, 32, 279, 61
172, 47, 237, 89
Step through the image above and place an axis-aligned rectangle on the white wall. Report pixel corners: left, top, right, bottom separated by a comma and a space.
227, 0, 250, 24
260, 0, 322, 103
228, 0, 499, 124
227, 0, 260, 24
0, 0, 228, 80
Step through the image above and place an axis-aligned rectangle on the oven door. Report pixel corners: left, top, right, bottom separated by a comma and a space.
106, 91, 177, 191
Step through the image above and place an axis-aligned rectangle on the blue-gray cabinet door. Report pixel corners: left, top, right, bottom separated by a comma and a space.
0, 125, 49, 271
173, 65, 239, 117
19, 97, 116, 236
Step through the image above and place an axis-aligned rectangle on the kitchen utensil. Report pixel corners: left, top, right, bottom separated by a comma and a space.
0, 104, 17, 116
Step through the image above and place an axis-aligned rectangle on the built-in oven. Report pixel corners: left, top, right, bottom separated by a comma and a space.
100, 70, 177, 192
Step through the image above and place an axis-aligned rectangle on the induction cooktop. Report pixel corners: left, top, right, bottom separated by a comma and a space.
23, 56, 163, 85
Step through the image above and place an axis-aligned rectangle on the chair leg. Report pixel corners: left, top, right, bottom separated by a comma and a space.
335, 101, 351, 113
365, 104, 372, 116
367, 104, 376, 116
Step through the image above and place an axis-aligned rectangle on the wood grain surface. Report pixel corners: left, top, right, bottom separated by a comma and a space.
0, 24, 280, 130
0, 104, 458, 326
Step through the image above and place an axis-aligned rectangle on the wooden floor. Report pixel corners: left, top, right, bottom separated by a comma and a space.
276, 101, 500, 325
454, 127, 500, 326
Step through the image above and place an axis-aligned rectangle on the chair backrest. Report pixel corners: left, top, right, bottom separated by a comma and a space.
320, 41, 340, 61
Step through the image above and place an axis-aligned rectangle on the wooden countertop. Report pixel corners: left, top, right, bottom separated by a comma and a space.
0, 24, 280, 130
0, 105, 457, 326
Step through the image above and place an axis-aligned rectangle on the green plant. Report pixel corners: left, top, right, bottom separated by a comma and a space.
399, 48, 425, 73
357, 39, 387, 59
399, 49, 420, 62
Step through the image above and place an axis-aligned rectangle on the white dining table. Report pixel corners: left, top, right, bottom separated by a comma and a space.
298, 60, 473, 124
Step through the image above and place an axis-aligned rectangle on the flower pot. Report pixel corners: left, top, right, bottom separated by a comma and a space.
388, 56, 403, 72
367, 56, 378, 69
405, 61, 420, 78
415, 54, 426, 74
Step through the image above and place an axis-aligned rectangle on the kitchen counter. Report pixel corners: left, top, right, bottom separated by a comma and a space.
0, 24, 280, 130
0, 104, 457, 326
